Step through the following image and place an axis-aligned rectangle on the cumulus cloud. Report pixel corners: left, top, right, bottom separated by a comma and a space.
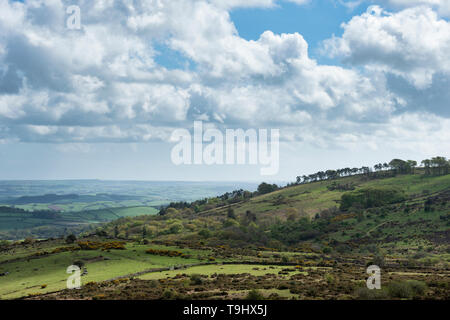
323, 5, 450, 89
383, 0, 450, 17
0, 0, 447, 156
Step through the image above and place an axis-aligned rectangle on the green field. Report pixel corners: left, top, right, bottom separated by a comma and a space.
0, 241, 213, 299
139, 264, 308, 280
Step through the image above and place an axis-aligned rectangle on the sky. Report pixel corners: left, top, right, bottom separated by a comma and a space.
0, 0, 449, 181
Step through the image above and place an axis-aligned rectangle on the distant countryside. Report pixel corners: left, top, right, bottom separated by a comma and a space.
0, 157, 449, 300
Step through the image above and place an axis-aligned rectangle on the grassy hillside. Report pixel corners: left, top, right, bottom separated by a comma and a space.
0, 169, 449, 300
98, 170, 449, 250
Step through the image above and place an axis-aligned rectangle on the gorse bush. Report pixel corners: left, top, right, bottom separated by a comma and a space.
145, 248, 187, 258
77, 241, 126, 251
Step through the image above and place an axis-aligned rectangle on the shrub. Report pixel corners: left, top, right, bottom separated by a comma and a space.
371, 254, 386, 268
336, 244, 351, 254
0, 240, 10, 247
406, 280, 427, 296
168, 223, 183, 234
162, 289, 175, 299
189, 274, 203, 285
145, 248, 184, 257
95, 230, 108, 237
223, 218, 239, 228
355, 287, 388, 300
227, 208, 236, 219
325, 273, 336, 285
73, 260, 85, 268
23, 237, 35, 245
245, 289, 265, 300
322, 247, 332, 254
340, 187, 405, 211
412, 251, 427, 259
165, 208, 180, 216
387, 281, 413, 299
77, 241, 126, 251
198, 229, 211, 238
66, 234, 77, 244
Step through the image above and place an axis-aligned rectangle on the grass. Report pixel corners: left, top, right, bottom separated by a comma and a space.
139, 264, 307, 280
1, 171, 449, 300
0, 242, 212, 299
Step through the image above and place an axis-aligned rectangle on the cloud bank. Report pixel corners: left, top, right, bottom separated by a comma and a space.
0, 0, 448, 156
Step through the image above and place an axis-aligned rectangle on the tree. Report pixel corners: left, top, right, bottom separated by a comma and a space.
302, 175, 309, 183
389, 159, 413, 174
407, 160, 417, 174
66, 234, 77, 244
340, 187, 406, 211
257, 182, 278, 195
374, 163, 382, 172
422, 157, 449, 176
421, 159, 432, 175
431, 156, 448, 175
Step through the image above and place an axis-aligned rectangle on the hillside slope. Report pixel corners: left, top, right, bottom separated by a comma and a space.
100, 170, 450, 251
0, 170, 449, 300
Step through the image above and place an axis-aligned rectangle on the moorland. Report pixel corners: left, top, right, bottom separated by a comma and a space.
0, 157, 449, 300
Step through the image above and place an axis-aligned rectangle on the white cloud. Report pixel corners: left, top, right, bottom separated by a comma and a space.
0, 0, 447, 157
383, 0, 450, 16
210, 0, 310, 10
323, 5, 450, 89
210, 0, 276, 9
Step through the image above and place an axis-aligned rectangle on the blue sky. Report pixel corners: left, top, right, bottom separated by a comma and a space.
231, 0, 366, 62
154, 0, 366, 68
0, 0, 449, 181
